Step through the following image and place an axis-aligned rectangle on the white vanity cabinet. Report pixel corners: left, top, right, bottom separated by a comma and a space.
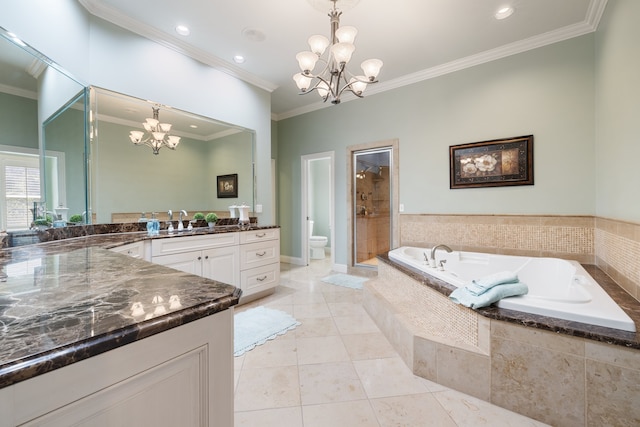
151, 234, 240, 286
0, 311, 233, 427
110, 229, 279, 304
239, 229, 280, 303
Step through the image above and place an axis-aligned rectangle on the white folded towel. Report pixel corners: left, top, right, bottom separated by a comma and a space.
465, 271, 519, 296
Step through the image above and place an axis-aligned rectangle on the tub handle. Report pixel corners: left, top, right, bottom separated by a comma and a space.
438, 259, 447, 271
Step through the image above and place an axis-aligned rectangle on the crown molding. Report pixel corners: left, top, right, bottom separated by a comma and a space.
0, 83, 37, 100
274, 0, 608, 121
79, 0, 278, 93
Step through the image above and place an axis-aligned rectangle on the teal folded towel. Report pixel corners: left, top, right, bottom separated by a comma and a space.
449, 281, 528, 309
465, 270, 519, 296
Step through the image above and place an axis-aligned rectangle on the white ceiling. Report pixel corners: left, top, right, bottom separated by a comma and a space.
81, 0, 607, 120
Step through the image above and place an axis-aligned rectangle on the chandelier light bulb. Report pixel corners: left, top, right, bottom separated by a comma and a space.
361, 58, 383, 80
331, 42, 355, 64
293, 73, 313, 91
145, 117, 159, 128
167, 135, 181, 148
335, 26, 357, 44
129, 131, 144, 143
308, 35, 330, 55
317, 81, 330, 99
349, 76, 368, 95
296, 51, 319, 73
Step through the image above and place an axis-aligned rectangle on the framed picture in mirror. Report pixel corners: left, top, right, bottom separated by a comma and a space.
217, 174, 238, 198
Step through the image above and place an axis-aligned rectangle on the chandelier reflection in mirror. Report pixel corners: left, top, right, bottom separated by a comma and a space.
293, 0, 383, 104
129, 106, 181, 155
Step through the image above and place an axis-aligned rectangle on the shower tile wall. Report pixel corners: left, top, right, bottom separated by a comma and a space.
355, 166, 390, 263
399, 214, 640, 303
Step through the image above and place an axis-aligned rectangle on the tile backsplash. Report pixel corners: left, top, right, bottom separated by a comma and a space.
399, 214, 639, 302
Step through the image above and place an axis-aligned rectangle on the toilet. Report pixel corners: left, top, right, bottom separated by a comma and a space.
308, 220, 328, 259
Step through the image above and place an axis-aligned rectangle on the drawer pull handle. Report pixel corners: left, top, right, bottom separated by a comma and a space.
256, 251, 267, 257
197, 256, 202, 261
205, 255, 209, 260
257, 275, 267, 282
256, 233, 266, 238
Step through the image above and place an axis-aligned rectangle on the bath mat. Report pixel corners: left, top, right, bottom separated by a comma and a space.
321, 274, 368, 289
234, 306, 300, 356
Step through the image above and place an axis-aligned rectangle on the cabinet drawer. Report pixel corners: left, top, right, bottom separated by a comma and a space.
152, 233, 238, 256
239, 228, 280, 244
240, 240, 280, 270
240, 263, 279, 295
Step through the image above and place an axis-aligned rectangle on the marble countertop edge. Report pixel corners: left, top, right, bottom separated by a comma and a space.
0, 290, 241, 389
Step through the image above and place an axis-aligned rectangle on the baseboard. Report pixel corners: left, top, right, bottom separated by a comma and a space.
280, 255, 305, 266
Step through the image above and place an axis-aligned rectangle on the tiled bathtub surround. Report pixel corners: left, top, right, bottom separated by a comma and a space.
366, 259, 640, 426
400, 214, 640, 303
596, 217, 640, 301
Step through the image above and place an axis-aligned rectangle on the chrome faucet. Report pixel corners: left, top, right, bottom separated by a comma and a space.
178, 210, 187, 231
430, 244, 453, 267
167, 210, 173, 221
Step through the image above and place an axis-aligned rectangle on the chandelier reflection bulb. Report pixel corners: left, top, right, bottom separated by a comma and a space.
293, 0, 382, 104
129, 106, 181, 155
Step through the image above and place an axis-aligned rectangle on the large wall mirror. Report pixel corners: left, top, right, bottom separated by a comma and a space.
89, 87, 255, 224
0, 26, 87, 232
0, 25, 255, 234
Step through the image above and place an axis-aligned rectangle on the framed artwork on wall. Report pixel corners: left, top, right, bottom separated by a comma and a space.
217, 173, 238, 198
449, 135, 534, 189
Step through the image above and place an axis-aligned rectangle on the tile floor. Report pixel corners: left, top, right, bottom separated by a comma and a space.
234, 259, 549, 427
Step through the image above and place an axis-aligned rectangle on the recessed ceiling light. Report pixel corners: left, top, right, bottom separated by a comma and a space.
190, 124, 198, 129
495, 6, 515, 20
233, 55, 245, 64
175, 25, 190, 36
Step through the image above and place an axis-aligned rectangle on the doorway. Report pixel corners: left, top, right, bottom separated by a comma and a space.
348, 140, 399, 272
301, 152, 335, 266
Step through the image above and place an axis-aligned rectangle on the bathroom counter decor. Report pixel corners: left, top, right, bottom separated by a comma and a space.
0, 238, 242, 426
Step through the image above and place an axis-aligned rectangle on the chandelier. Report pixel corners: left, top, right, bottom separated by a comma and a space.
129, 106, 181, 155
293, 0, 383, 104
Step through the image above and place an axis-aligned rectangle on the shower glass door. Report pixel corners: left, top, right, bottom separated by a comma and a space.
353, 148, 392, 267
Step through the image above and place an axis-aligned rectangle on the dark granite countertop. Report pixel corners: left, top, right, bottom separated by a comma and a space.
378, 254, 640, 350
0, 226, 278, 388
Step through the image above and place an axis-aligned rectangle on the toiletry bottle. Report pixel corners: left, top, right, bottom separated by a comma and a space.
147, 215, 154, 235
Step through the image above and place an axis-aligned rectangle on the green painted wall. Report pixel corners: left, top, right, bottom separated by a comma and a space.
594, 0, 640, 222
277, 35, 596, 264
206, 131, 254, 210
94, 120, 209, 222
0, 93, 38, 149
93, 121, 254, 222
42, 105, 86, 216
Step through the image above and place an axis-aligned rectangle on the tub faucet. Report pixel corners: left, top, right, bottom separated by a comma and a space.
430, 244, 453, 268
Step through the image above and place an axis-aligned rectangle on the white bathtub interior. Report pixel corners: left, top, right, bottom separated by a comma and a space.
388, 246, 636, 332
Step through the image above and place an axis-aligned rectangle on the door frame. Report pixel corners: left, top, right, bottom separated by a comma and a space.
301, 151, 335, 266
347, 139, 399, 274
